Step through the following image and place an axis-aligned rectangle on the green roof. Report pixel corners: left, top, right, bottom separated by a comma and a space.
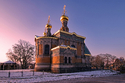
84, 44, 91, 56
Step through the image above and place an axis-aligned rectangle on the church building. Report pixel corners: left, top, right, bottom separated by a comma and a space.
34, 5, 91, 73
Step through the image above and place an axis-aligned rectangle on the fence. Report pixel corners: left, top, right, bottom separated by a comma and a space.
0, 70, 45, 78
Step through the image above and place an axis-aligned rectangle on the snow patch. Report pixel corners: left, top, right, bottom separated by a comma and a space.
0, 69, 118, 83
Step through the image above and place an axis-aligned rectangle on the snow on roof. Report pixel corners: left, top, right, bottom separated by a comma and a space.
60, 44, 66, 47
35, 35, 40, 38
3, 60, 16, 64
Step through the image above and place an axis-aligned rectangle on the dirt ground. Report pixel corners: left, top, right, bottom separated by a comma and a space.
39, 74, 125, 83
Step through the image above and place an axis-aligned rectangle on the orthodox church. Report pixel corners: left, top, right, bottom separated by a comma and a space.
34, 5, 91, 73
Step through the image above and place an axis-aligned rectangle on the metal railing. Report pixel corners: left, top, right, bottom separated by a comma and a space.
0, 70, 45, 78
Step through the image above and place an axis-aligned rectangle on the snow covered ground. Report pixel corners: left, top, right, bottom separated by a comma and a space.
0, 69, 119, 83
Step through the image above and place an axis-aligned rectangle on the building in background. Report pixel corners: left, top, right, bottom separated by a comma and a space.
34, 5, 91, 73
0, 60, 18, 70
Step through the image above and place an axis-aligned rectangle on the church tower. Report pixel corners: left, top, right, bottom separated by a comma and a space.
60, 5, 69, 32
43, 16, 52, 37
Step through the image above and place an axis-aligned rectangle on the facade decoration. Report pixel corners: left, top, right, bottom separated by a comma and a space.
34, 5, 91, 73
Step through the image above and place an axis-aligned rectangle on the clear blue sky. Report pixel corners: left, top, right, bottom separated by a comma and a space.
0, 0, 125, 62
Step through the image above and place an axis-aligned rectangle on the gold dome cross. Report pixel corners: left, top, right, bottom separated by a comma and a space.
63, 5, 66, 15
47, 16, 50, 24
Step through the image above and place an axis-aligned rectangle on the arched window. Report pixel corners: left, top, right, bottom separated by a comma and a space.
68, 57, 71, 63
65, 57, 67, 63
71, 45, 75, 48
44, 44, 49, 55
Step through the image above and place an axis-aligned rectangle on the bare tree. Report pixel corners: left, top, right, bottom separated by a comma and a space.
113, 57, 125, 70
90, 55, 104, 69
6, 40, 35, 69
98, 54, 117, 69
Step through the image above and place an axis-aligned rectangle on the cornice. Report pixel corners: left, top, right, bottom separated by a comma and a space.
84, 54, 91, 56
54, 30, 86, 39
35, 35, 58, 40
51, 45, 77, 51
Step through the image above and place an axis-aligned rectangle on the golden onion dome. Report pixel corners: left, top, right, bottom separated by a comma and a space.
60, 15, 69, 22
43, 32, 46, 36
45, 23, 52, 29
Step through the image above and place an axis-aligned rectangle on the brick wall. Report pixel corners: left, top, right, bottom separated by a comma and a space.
36, 57, 50, 63
39, 44, 43, 55
75, 58, 82, 63
52, 56, 60, 64
77, 42, 81, 56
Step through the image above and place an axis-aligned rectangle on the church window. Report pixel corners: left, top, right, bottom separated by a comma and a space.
68, 57, 71, 63
64, 40, 67, 45
44, 44, 49, 55
65, 57, 67, 63
68, 40, 70, 45
71, 45, 75, 48
77, 42, 79, 45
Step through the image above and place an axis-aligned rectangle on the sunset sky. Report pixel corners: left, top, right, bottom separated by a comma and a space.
0, 0, 125, 62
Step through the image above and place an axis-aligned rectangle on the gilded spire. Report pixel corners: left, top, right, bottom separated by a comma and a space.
43, 27, 46, 36
60, 5, 69, 22
45, 15, 52, 29
63, 5, 66, 15
45, 16, 52, 36
43, 16, 52, 36
47, 16, 50, 24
